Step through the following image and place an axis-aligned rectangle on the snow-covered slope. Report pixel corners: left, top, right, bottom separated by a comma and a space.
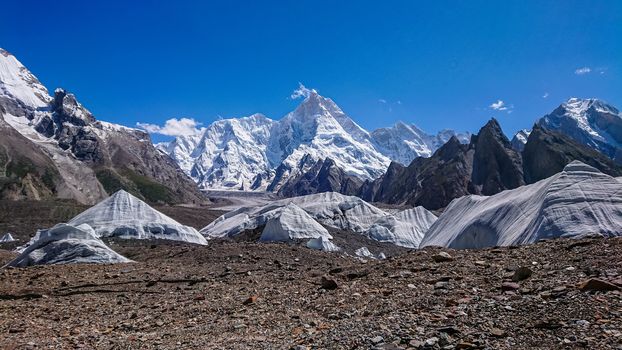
6, 223, 131, 267
0, 48, 204, 204
420, 161, 622, 249
156, 85, 469, 191
537, 98, 622, 161
0, 48, 51, 110
68, 190, 207, 245
510, 129, 531, 152
202, 192, 437, 248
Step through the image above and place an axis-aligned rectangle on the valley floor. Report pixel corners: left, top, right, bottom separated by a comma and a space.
1, 235, 621, 349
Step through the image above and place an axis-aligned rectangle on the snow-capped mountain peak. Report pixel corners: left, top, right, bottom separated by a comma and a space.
538, 97, 622, 161
156, 85, 471, 192
0, 48, 52, 110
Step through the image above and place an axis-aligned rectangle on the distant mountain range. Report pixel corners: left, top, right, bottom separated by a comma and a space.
2, 47, 622, 210
157, 83, 622, 207
0, 48, 204, 204
156, 86, 471, 191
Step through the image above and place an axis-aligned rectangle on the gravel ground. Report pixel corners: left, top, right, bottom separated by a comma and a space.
1, 236, 621, 349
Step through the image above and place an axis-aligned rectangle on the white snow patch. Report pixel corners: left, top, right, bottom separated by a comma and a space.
355, 246, 375, 259
0, 49, 51, 108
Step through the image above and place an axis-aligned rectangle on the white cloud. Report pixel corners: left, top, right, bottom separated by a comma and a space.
489, 99, 514, 114
378, 99, 387, 104
575, 67, 592, 75
290, 83, 318, 99
489, 100, 508, 111
542, 92, 549, 99
137, 117, 204, 137
396, 100, 402, 105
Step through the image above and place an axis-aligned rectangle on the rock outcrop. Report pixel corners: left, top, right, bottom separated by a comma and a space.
360, 119, 523, 210
523, 125, 622, 183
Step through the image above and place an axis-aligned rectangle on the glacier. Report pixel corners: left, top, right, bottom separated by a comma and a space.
68, 190, 208, 245
420, 161, 622, 249
0, 233, 16, 243
6, 223, 132, 267
202, 192, 437, 248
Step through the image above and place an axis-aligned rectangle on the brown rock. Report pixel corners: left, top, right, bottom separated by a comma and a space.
432, 252, 453, 263
579, 278, 621, 292
321, 276, 338, 290
490, 328, 506, 337
243, 295, 258, 305
456, 341, 477, 349
511, 266, 533, 282
501, 282, 520, 291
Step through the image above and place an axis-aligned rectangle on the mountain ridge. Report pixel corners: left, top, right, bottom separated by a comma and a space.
157, 85, 471, 192
0, 48, 205, 204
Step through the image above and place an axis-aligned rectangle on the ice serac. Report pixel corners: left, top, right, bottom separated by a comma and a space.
6, 223, 131, 267
538, 98, 622, 162
201, 192, 437, 248
361, 119, 523, 210
420, 161, 622, 249
68, 190, 207, 245
260, 203, 332, 242
0, 48, 205, 204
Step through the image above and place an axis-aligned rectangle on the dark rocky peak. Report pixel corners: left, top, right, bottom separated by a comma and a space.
471, 118, 524, 195
522, 124, 622, 183
51, 88, 96, 127
429, 135, 469, 163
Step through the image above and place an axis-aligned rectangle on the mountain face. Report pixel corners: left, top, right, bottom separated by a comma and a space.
510, 129, 530, 152
523, 124, 622, 183
360, 119, 524, 210
370, 122, 470, 166
533, 98, 622, 162
157, 87, 469, 192
275, 157, 364, 197
0, 48, 204, 204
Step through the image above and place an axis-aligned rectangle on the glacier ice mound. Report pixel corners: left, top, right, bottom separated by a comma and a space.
6, 223, 131, 267
68, 190, 207, 245
260, 203, 332, 242
306, 236, 342, 252
202, 192, 436, 248
0, 233, 16, 243
420, 161, 622, 249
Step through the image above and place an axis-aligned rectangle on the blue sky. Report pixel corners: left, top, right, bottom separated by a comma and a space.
1, 0, 620, 142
